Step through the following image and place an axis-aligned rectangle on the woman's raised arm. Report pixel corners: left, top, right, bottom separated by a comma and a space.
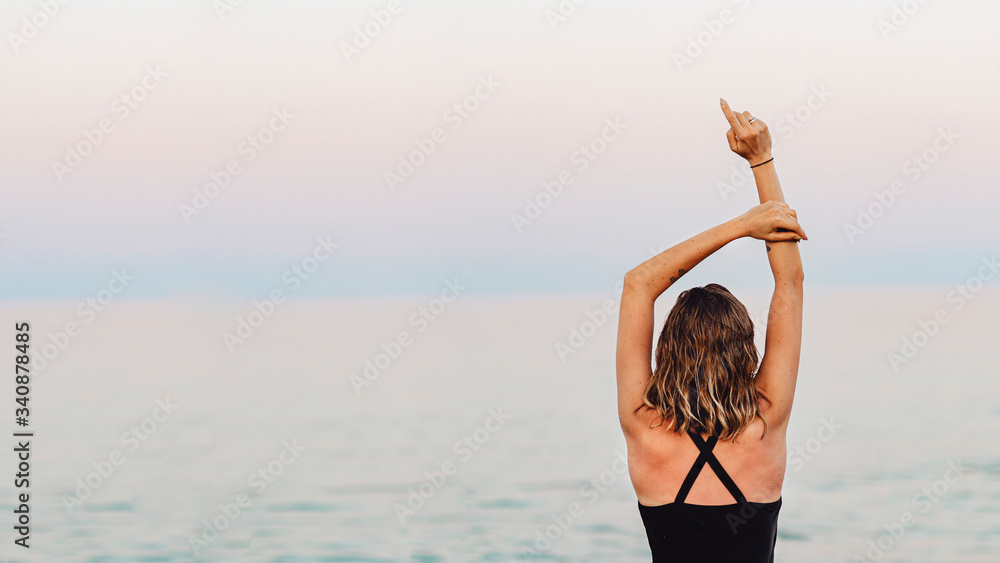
616, 205, 805, 432
617, 219, 742, 432
720, 98, 806, 429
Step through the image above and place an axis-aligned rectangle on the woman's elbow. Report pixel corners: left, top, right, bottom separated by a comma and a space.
623, 269, 648, 294
780, 263, 804, 284
774, 267, 804, 292
791, 267, 804, 286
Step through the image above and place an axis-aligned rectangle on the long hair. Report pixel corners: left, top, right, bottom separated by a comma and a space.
642, 283, 767, 440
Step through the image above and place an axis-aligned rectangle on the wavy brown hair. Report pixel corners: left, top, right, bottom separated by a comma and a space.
642, 283, 767, 440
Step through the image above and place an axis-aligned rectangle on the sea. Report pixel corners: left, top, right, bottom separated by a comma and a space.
0, 285, 997, 562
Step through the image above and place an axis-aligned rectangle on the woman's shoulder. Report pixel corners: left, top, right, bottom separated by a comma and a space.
624, 407, 786, 450
625, 409, 787, 504
621, 405, 671, 441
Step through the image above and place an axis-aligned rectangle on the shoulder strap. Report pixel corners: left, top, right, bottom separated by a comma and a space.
674, 433, 717, 503
674, 431, 748, 505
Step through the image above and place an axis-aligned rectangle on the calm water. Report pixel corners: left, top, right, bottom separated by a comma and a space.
0, 286, 997, 561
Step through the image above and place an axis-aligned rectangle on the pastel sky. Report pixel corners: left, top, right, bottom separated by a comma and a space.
1, 0, 997, 299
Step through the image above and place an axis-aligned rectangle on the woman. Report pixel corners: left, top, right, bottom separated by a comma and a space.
616, 99, 806, 562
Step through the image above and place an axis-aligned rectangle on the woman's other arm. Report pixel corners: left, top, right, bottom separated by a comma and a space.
616, 205, 805, 434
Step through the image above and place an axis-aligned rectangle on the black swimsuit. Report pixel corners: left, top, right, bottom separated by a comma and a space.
637, 430, 781, 563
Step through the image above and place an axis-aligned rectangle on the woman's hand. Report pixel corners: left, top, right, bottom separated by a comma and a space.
721, 98, 772, 167
736, 201, 807, 242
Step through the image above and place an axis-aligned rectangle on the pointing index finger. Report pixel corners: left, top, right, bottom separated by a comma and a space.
720, 98, 743, 131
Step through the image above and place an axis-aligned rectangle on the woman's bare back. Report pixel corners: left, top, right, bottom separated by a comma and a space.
625, 407, 786, 507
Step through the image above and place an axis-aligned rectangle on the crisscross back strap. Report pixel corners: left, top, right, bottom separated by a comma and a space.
673, 431, 748, 505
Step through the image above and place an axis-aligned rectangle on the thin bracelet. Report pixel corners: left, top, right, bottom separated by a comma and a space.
750, 157, 774, 169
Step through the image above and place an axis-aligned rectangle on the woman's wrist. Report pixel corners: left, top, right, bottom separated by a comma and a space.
747, 153, 773, 168
722, 215, 750, 241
